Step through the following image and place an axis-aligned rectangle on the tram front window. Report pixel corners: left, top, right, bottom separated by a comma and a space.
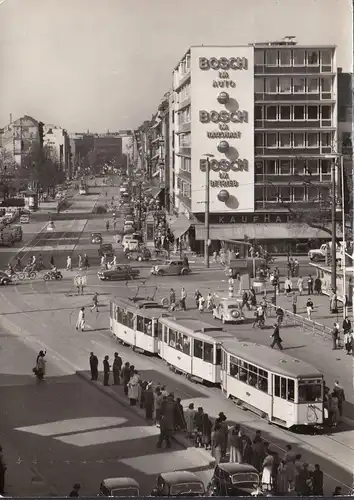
298, 381, 322, 403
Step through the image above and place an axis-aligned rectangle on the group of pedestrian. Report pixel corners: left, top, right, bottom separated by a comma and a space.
323, 380, 346, 427
66, 254, 90, 271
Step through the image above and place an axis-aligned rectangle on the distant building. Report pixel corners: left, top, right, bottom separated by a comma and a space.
0, 115, 41, 166
43, 125, 71, 179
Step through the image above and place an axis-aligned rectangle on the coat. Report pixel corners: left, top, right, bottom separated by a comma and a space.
185, 408, 195, 434
128, 374, 140, 400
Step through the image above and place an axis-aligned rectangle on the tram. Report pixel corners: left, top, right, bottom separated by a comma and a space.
158, 316, 236, 384
109, 297, 168, 354
220, 340, 324, 428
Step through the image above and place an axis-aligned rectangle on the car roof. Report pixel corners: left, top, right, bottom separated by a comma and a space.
217, 463, 259, 474
102, 477, 140, 489
160, 471, 203, 485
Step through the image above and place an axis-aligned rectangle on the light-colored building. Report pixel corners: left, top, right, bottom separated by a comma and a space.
43, 125, 71, 179
169, 42, 344, 254
0, 115, 41, 166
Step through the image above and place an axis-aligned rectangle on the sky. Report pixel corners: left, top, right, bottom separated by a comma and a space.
0, 0, 352, 132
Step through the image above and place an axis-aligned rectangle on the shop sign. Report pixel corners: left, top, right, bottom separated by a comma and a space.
195, 213, 292, 225
199, 110, 248, 124
199, 57, 248, 71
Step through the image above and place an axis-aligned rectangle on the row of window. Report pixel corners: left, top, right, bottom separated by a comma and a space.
255, 185, 330, 203
229, 355, 269, 393
159, 327, 216, 363
175, 55, 191, 77
176, 83, 191, 104
113, 307, 161, 337
255, 49, 333, 68
177, 106, 191, 125
255, 158, 332, 176
256, 131, 333, 149
256, 104, 332, 122
178, 133, 191, 148
255, 76, 332, 94
181, 157, 191, 173
177, 178, 191, 198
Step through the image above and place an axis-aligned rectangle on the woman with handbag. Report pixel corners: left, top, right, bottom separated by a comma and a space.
34, 350, 46, 381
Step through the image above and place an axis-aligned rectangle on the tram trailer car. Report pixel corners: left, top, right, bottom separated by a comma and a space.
158, 316, 237, 385
110, 298, 169, 354
220, 340, 324, 429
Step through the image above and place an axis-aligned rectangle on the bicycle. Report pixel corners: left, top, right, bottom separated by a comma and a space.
22, 268, 37, 280
4, 269, 24, 282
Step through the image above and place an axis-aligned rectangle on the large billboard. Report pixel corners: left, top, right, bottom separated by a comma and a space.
190, 46, 254, 213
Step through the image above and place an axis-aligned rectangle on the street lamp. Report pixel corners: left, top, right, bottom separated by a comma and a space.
203, 153, 214, 268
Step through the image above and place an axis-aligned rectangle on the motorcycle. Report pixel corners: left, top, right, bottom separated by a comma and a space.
43, 270, 63, 281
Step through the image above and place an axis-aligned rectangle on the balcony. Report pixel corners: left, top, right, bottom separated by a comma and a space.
254, 93, 334, 103
254, 120, 334, 130
175, 97, 191, 112
174, 71, 191, 92
254, 65, 334, 75
177, 169, 191, 182
175, 122, 191, 134
176, 146, 191, 157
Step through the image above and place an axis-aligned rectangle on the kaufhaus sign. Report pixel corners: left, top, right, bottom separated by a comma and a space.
190, 46, 254, 214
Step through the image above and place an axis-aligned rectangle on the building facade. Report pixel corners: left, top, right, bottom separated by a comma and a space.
43, 125, 71, 179
169, 43, 342, 253
0, 115, 41, 166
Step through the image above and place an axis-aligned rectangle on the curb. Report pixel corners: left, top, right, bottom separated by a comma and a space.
75, 370, 215, 466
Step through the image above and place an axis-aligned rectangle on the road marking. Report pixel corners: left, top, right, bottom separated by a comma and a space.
15, 417, 127, 437
57, 425, 160, 447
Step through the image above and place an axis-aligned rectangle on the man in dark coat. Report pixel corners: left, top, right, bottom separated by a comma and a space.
121, 362, 131, 395
89, 352, 98, 381
112, 352, 122, 385
144, 383, 154, 420
156, 415, 172, 449
103, 355, 110, 386
270, 323, 283, 350
342, 316, 351, 334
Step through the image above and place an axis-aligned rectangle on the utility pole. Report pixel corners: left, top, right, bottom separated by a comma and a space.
203, 154, 214, 268
331, 158, 337, 291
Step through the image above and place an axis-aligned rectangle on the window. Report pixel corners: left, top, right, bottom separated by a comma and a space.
266, 106, 277, 120
255, 106, 263, 120
298, 381, 322, 402
279, 77, 291, 93
194, 339, 203, 359
321, 106, 331, 120
307, 132, 318, 148
163, 325, 168, 343
157, 322, 163, 341
265, 78, 277, 93
293, 77, 305, 93
266, 133, 277, 148
274, 375, 295, 401
266, 186, 278, 202
293, 160, 305, 175
308, 186, 320, 201
279, 159, 291, 174
307, 106, 318, 120
265, 160, 276, 174
136, 315, 154, 336
307, 51, 319, 65
321, 159, 331, 174
265, 50, 277, 66
279, 105, 291, 120
182, 334, 191, 355
255, 133, 264, 147
254, 77, 265, 93
203, 342, 213, 363
279, 186, 291, 202
321, 77, 331, 92
293, 106, 305, 120
293, 186, 305, 201
293, 49, 305, 66
279, 50, 291, 66
306, 159, 319, 175
293, 132, 305, 148
321, 132, 332, 147
307, 78, 318, 93
169, 329, 176, 347
229, 356, 268, 392
254, 50, 264, 65
279, 133, 291, 149
321, 50, 332, 66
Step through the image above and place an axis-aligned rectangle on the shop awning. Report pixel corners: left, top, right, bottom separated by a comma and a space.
195, 223, 333, 241
169, 214, 191, 240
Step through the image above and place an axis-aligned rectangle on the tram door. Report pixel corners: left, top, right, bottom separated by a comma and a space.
220, 349, 227, 395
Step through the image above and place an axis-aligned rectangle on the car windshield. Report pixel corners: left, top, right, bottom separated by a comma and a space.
111, 487, 139, 497
231, 472, 259, 485
170, 483, 204, 496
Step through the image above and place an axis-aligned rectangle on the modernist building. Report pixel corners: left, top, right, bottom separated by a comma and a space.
0, 115, 42, 166
169, 42, 347, 253
43, 125, 71, 179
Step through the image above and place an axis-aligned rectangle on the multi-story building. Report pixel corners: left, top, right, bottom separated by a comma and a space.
0, 115, 42, 166
169, 42, 344, 254
43, 125, 71, 179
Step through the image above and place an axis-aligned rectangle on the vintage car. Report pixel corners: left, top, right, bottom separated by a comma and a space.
212, 295, 245, 324
151, 471, 205, 497
91, 232, 103, 244
98, 243, 114, 258
0, 271, 13, 286
207, 463, 262, 497
20, 214, 30, 224
126, 247, 151, 262
98, 265, 140, 281
99, 477, 140, 497
151, 260, 190, 277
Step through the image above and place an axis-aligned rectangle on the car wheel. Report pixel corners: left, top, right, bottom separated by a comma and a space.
157, 270, 164, 276
181, 268, 188, 275
2, 280, 9, 286
313, 255, 319, 262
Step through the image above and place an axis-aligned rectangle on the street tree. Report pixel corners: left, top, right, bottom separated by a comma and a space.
22, 144, 65, 194
0, 149, 28, 199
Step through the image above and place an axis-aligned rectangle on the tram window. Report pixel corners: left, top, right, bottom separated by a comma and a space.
194, 339, 203, 359
298, 382, 322, 402
274, 375, 295, 400
169, 329, 176, 348
136, 315, 144, 333
163, 326, 168, 343
281, 378, 287, 399
175, 332, 183, 351
203, 342, 213, 363
274, 375, 281, 397
288, 379, 295, 401
126, 312, 134, 329
216, 348, 222, 366
157, 321, 163, 341
182, 334, 190, 355
257, 369, 268, 393
230, 357, 239, 378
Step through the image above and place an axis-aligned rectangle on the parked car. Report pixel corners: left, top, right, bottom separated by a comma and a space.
0, 231, 14, 247
207, 463, 262, 497
20, 214, 30, 224
151, 471, 205, 497
91, 232, 103, 244
99, 477, 140, 497
98, 243, 114, 258
9, 224, 23, 242
127, 247, 151, 262
0, 271, 12, 285
98, 265, 140, 281
151, 260, 190, 276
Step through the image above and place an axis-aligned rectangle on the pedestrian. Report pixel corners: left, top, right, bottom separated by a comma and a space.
180, 287, 187, 311
314, 276, 322, 295
69, 483, 81, 497
277, 460, 289, 495
91, 292, 99, 312
83, 254, 89, 270
330, 290, 338, 314
66, 255, 72, 271
261, 451, 274, 491
206, 292, 213, 311
50, 254, 55, 269
296, 462, 312, 496
202, 413, 212, 449
156, 415, 172, 449
194, 289, 202, 308
307, 275, 314, 295
169, 288, 176, 311
0, 446, 6, 495
333, 381, 345, 417
174, 397, 186, 431
35, 350, 46, 381
291, 293, 297, 314
193, 407, 204, 447
294, 258, 299, 277
297, 276, 303, 295
216, 412, 228, 457
103, 355, 110, 386
113, 220, 117, 231
198, 295, 205, 313
154, 386, 163, 425
229, 425, 243, 463
333, 486, 342, 496
112, 352, 122, 385
344, 330, 353, 355
128, 370, 140, 406
121, 362, 131, 395
76, 307, 85, 331
211, 423, 223, 465
270, 323, 283, 350
311, 464, 324, 496
184, 403, 195, 438
342, 316, 352, 334
89, 352, 98, 381
284, 277, 292, 296
80, 274, 86, 295
144, 383, 154, 420
78, 254, 83, 270
306, 297, 314, 320
284, 444, 296, 464
331, 323, 339, 350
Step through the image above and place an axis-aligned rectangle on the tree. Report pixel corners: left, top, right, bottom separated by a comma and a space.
0, 149, 28, 199
22, 144, 65, 193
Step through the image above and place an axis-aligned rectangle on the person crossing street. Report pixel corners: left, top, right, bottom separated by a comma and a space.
91, 292, 99, 313
270, 323, 283, 350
